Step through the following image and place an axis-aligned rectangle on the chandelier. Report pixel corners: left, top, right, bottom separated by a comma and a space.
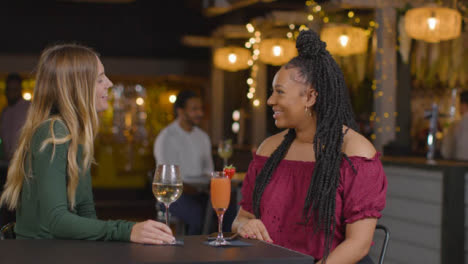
259, 38, 297, 66
405, 5, 462, 43
320, 24, 368, 56
213, 46, 251, 72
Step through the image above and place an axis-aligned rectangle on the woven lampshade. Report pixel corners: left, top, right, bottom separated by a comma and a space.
259, 38, 297, 66
405, 6, 461, 43
320, 25, 368, 56
213, 46, 251, 72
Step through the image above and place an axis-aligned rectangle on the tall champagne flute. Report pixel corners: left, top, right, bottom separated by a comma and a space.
152, 164, 183, 229
209, 171, 231, 246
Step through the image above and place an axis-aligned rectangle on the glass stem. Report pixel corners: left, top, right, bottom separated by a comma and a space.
217, 212, 224, 241
223, 158, 227, 167
165, 204, 170, 226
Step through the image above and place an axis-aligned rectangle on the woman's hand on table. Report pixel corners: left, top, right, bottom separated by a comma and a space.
237, 219, 273, 243
130, 220, 175, 244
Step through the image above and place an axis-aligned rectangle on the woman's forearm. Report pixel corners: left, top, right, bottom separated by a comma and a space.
317, 218, 376, 264
316, 238, 370, 264
232, 208, 255, 233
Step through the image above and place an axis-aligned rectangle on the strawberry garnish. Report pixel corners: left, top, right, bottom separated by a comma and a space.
223, 165, 236, 179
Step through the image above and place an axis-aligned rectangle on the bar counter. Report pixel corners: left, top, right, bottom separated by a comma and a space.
0, 235, 314, 264
369, 156, 468, 264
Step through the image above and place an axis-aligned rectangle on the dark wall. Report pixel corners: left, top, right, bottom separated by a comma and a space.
1, 1, 213, 59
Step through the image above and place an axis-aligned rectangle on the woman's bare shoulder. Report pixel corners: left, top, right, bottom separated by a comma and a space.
342, 127, 376, 158
256, 130, 289, 157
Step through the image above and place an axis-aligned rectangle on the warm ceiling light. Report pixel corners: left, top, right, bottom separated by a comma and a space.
272, 45, 283, 57
228, 53, 237, 64
405, 6, 461, 43
339, 35, 349, 47
320, 24, 368, 56
259, 38, 297, 66
427, 17, 438, 30
213, 46, 250, 72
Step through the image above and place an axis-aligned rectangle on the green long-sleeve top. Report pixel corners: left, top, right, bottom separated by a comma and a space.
15, 119, 135, 241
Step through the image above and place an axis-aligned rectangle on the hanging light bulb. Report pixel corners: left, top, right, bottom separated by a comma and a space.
427, 16, 438, 30
339, 34, 349, 47
228, 53, 237, 64
272, 45, 283, 57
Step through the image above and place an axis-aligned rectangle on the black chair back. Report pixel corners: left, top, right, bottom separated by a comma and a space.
0, 222, 15, 240
375, 224, 390, 264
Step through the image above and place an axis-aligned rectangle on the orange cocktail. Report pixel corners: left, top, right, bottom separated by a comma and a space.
209, 171, 231, 246
211, 177, 231, 211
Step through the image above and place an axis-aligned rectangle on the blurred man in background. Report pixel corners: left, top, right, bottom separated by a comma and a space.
0, 73, 30, 227
154, 90, 213, 235
0, 73, 30, 161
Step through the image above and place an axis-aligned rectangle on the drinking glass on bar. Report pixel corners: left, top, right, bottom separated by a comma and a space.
218, 139, 233, 167
209, 171, 231, 246
152, 164, 183, 236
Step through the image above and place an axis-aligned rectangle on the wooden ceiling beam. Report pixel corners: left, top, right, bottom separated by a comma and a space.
329, 0, 429, 9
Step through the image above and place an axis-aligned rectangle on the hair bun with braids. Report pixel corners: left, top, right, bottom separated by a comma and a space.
296, 29, 327, 58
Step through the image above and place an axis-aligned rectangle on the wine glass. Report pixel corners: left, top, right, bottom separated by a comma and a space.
209, 171, 231, 246
152, 164, 183, 230
218, 139, 233, 167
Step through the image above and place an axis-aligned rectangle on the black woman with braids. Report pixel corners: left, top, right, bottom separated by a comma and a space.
232, 29, 387, 264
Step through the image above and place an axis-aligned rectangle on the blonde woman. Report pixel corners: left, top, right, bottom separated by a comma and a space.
0, 44, 174, 244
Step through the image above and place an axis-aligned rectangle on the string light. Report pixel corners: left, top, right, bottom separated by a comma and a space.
244, 22, 263, 101
232, 110, 240, 121
23, 92, 32, 101
136, 97, 144, 106
169, 94, 177, 103
246, 23, 255, 33
253, 99, 260, 107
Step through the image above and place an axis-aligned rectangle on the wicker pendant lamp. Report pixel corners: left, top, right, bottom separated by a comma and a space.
320, 24, 368, 56
404, 5, 462, 43
213, 46, 251, 72
259, 38, 297, 66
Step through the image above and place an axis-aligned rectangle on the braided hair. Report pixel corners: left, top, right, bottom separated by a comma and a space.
252, 29, 357, 261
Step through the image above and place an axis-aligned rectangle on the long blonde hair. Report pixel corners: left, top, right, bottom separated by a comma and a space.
0, 44, 100, 210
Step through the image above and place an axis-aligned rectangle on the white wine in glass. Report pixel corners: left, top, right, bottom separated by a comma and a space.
152, 164, 183, 232
152, 183, 183, 205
